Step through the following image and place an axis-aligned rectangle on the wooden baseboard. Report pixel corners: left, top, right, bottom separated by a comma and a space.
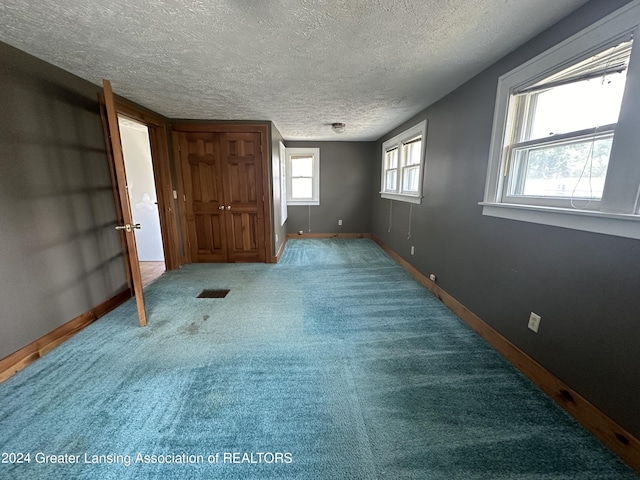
286, 232, 372, 239
273, 236, 288, 263
372, 235, 640, 473
0, 289, 131, 384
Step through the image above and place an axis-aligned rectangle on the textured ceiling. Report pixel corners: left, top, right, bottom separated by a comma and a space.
0, 0, 590, 141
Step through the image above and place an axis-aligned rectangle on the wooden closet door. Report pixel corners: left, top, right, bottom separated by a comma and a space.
176, 132, 228, 262
220, 132, 266, 262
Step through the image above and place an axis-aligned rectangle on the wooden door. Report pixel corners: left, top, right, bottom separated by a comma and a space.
102, 79, 147, 327
220, 132, 266, 263
176, 132, 228, 262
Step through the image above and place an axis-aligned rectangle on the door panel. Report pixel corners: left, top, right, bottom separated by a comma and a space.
229, 212, 259, 252
221, 132, 266, 262
227, 162, 258, 204
194, 214, 225, 253
177, 132, 228, 262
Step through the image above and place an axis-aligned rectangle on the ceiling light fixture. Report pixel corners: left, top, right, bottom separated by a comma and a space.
331, 122, 346, 134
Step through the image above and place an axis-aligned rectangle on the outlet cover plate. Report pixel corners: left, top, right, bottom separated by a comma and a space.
528, 312, 541, 333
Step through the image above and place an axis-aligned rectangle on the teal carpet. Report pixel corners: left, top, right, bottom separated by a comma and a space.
0, 239, 637, 479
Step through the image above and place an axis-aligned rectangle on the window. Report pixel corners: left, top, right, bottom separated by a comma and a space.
503, 39, 631, 208
381, 121, 427, 204
286, 147, 320, 205
482, 2, 640, 239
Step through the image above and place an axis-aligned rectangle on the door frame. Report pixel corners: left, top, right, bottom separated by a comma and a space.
172, 123, 273, 264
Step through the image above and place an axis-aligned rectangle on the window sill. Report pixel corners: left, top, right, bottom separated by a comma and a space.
381, 192, 423, 205
287, 200, 320, 206
480, 202, 640, 239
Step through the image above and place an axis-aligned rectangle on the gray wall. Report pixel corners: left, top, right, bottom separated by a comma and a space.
270, 122, 287, 256
371, 0, 640, 438
286, 141, 376, 234
0, 42, 127, 360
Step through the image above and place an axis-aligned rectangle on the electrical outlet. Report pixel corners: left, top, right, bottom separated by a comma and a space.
528, 312, 541, 333
410, 246, 415, 255
338, 219, 343, 226
429, 273, 436, 282
276, 234, 279, 242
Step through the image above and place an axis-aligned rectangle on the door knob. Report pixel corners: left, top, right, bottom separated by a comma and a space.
218, 205, 225, 210
226, 205, 232, 210
115, 223, 141, 233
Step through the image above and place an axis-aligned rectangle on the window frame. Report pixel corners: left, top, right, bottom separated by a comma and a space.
380, 120, 427, 204
481, 2, 640, 240
286, 147, 320, 206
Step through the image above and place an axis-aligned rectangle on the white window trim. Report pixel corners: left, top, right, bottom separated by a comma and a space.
279, 141, 288, 225
286, 147, 320, 206
482, 0, 640, 240
380, 120, 427, 205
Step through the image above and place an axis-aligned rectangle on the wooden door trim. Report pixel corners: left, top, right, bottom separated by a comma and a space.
148, 126, 179, 269
173, 131, 192, 263
115, 101, 180, 270
258, 127, 273, 264
115, 101, 165, 127
172, 122, 270, 133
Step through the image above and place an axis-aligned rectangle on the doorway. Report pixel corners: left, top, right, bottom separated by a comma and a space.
118, 115, 166, 285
